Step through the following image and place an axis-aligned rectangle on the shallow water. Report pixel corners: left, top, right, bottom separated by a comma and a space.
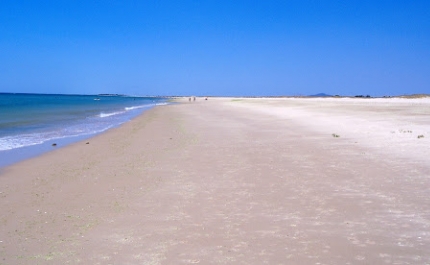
0, 93, 166, 167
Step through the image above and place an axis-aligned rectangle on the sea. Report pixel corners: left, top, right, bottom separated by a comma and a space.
0, 93, 167, 168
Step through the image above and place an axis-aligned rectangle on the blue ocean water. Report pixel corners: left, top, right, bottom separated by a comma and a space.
0, 93, 166, 167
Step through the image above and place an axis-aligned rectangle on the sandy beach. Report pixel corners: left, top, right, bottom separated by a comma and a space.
1, 97, 430, 264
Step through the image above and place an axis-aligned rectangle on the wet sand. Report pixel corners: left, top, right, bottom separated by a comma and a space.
1, 97, 430, 264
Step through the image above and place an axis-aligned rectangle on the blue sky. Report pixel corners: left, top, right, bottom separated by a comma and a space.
1, 1, 429, 96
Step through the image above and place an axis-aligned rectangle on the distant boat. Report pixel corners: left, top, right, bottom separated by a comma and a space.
94, 98, 100, 101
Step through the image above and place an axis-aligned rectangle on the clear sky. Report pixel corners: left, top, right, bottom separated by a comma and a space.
1, 1, 429, 96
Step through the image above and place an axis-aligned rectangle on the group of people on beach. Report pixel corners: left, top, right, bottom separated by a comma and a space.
189, 97, 208, 102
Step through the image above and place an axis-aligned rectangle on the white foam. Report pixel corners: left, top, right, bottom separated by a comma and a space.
124, 104, 153, 111
99, 111, 125, 118
0, 135, 45, 151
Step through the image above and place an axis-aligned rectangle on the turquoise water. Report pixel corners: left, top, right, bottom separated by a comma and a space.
0, 93, 166, 167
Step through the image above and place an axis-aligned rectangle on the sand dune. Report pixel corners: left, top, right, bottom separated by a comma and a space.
1, 97, 429, 264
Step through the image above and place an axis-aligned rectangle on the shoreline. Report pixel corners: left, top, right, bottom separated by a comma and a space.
1, 97, 430, 263
0, 103, 162, 169
0, 133, 99, 169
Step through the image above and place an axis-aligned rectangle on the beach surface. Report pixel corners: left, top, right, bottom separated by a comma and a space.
1, 97, 430, 264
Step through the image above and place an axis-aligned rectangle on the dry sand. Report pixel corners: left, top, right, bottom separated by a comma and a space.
1, 97, 430, 264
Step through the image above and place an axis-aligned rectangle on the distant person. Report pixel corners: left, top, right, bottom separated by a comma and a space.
193, 97, 196, 101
